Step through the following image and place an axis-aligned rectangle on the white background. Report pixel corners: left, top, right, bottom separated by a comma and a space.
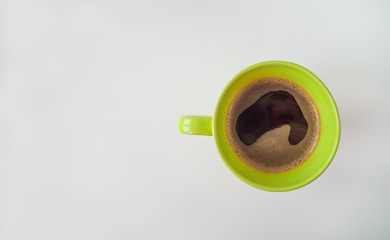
0, 0, 389, 239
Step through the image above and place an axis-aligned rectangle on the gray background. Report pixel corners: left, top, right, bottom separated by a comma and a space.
0, 0, 390, 239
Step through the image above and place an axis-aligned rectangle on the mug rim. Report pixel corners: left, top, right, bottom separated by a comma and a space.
213, 61, 340, 191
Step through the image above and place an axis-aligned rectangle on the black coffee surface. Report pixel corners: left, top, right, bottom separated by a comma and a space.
236, 91, 308, 145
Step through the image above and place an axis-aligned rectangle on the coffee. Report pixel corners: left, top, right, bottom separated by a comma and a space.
226, 77, 320, 173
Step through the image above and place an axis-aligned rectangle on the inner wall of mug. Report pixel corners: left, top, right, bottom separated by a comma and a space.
213, 61, 340, 191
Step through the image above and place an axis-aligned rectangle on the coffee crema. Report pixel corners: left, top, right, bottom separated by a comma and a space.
226, 77, 320, 173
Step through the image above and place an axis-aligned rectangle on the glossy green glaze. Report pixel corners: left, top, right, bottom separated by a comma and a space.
177, 116, 212, 136
178, 61, 340, 191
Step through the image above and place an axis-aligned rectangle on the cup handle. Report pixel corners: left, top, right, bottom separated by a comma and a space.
177, 116, 213, 136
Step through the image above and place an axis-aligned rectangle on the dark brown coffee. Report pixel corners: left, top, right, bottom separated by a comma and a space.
226, 77, 320, 173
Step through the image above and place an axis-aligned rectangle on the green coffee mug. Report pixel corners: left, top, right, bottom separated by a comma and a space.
178, 61, 340, 191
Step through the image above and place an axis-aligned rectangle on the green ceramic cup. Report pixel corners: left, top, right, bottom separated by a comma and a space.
178, 61, 340, 191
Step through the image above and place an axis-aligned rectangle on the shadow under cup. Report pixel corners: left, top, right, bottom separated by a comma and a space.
214, 61, 340, 191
